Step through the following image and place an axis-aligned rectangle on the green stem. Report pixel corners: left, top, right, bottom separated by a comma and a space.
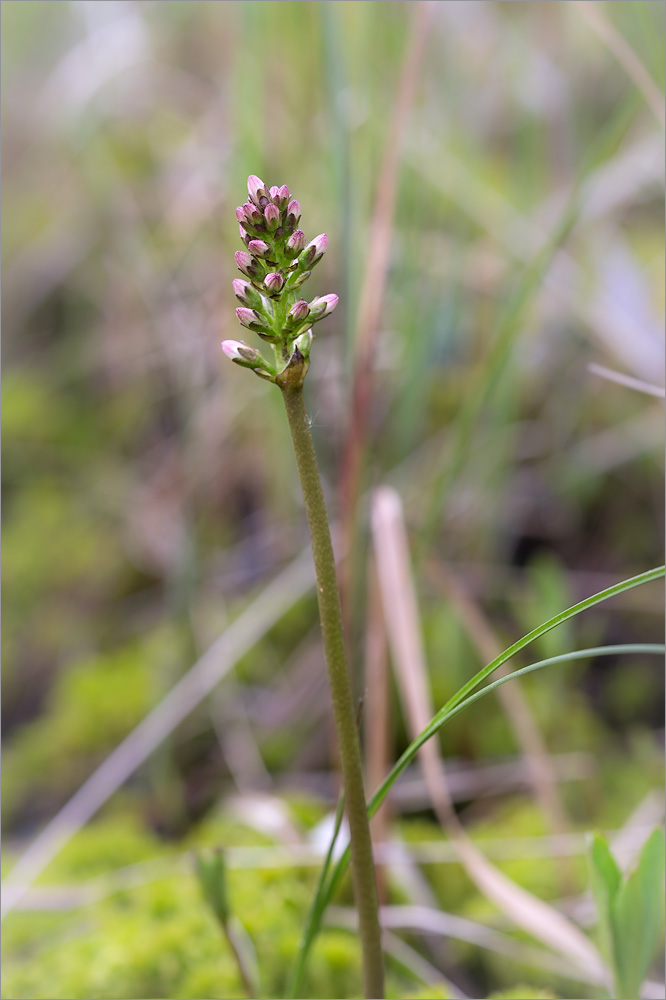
281, 385, 384, 1000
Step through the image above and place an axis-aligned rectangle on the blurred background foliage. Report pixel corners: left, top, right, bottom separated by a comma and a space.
1, 1, 664, 998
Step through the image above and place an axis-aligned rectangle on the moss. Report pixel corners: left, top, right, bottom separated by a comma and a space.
2, 630, 176, 826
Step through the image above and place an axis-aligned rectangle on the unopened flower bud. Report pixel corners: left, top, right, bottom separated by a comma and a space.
285, 229, 307, 257
222, 339, 259, 363
234, 250, 263, 279
276, 184, 290, 211
269, 185, 280, 201
221, 340, 276, 377
232, 278, 262, 308
247, 174, 268, 206
285, 199, 301, 231
299, 233, 328, 268
238, 224, 250, 245
247, 239, 271, 258
241, 201, 263, 227
264, 203, 280, 231
287, 299, 310, 325
236, 307, 261, 329
308, 293, 339, 320
236, 306, 273, 335
264, 272, 284, 293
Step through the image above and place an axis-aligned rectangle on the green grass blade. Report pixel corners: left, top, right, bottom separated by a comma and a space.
438, 565, 665, 717
293, 597, 664, 987
610, 829, 666, 999
287, 791, 346, 1000
587, 833, 622, 967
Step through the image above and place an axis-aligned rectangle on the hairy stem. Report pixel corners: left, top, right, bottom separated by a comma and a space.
281, 385, 384, 1000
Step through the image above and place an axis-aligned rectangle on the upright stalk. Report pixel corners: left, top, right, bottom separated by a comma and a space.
223, 173, 384, 997
281, 384, 384, 1000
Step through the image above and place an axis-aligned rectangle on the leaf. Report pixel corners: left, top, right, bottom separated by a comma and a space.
587, 832, 622, 964
371, 487, 605, 977
195, 848, 230, 926
610, 829, 666, 999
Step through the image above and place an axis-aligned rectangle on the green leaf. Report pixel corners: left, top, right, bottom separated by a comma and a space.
291, 633, 665, 988
611, 829, 665, 999
195, 848, 230, 926
587, 833, 622, 965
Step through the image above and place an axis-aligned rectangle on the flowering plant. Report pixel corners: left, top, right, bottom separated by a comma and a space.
221, 177, 384, 999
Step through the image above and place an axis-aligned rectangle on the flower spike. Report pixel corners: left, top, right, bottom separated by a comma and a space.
225, 176, 338, 388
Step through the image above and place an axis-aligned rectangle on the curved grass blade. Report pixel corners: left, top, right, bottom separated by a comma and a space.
292, 587, 664, 991
287, 791, 345, 999
440, 565, 664, 717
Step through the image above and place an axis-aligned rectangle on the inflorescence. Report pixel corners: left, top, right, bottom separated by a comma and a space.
221, 175, 338, 389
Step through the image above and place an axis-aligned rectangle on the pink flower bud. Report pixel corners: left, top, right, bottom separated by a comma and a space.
247, 174, 268, 205
264, 272, 284, 292
288, 299, 310, 323
309, 293, 339, 319
232, 278, 262, 307
241, 201, 263, 226
269, 185, 280, 201
234, 250, 262, 278
285, 229, 307, 257
285, 199, 301, 231
299, 233, 328, 267
264, 203, 280, 231
238, 223, 250, 245
247, 239, 271, 258
222, 339, 258, 362
309, 233, 328, 255
276, 184, 290, 211
235, 250, 253, 274
235, 307, 259, 329
222, 340, 276, 376
236, 206, 247, 223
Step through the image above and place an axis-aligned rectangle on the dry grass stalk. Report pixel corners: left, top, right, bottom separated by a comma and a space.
573, 0, 665, 127
364, 554, 392, 903
370, 485, 608, 983
338, 0, 434, 609
426, 556, 577, 892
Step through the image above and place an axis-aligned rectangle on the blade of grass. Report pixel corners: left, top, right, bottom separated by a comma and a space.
364, 553, 392, 902
291, 563, 664, 983
587, 363, 666, 400
309, 643, 663, 990
328, 903, 613, 988
338, 0, 434, 615
371, 487, 602, 972
437, 566, 664, 717
573, 0, 665, 127
418, 193, 580, 556
286, 791, 346, 1000
426, 557, 575, 876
